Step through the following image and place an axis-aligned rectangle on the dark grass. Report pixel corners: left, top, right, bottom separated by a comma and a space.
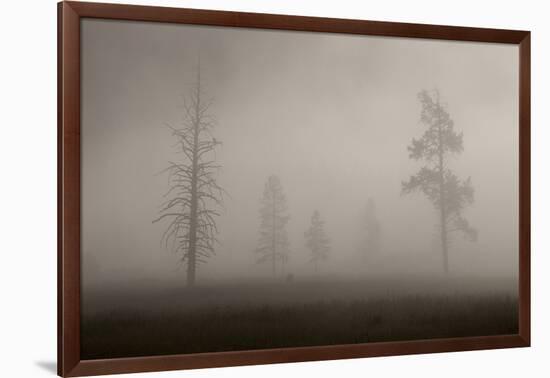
81, 280, 518, 359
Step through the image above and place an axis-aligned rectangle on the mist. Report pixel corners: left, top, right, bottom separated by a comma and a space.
81, 18, 518, 289
79, 18, 519, 359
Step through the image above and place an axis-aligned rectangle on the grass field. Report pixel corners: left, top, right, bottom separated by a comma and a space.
81, 278, 518, 359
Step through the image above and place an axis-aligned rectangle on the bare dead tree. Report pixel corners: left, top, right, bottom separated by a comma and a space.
402, 89, 477, 273
154, 64, 223, 287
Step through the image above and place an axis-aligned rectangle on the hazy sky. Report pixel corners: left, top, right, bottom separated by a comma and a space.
81, 19, 518, 285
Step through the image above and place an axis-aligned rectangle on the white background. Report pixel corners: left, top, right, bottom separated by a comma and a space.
0, 0, 547, 377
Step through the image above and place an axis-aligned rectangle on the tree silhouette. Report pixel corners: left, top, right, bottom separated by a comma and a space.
305, 210, 330, 273
255, 175, 291, 277
402, 89, 477, 273
358, 198, 381, 263
154, 64, 223, 287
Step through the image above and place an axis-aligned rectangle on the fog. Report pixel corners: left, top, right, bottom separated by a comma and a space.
81, 19, 518, 290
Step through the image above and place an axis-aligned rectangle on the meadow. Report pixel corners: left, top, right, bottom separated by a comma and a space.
81, 277, 518, 359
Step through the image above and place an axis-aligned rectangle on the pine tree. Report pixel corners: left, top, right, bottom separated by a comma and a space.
255, 176, 291, 276
402, 89, 477, 273
359, 198, 381, 263
305, 210, 330, 273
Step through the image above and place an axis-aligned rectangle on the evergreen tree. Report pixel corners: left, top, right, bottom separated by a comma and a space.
402, 89, 477, 273
305, 210, 330, 273
359, 198, 381, 263
255, 175, 291, 276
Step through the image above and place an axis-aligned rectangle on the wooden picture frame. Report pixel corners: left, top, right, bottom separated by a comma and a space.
58, 1, 530, 376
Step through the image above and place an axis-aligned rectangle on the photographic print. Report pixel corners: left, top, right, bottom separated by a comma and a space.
78, 17, 521, 360
57, 3, 531, 375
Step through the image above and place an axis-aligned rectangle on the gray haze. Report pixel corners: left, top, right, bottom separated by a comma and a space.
81, 19, 518, 288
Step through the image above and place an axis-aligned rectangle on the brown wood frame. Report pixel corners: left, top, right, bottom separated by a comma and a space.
58, 1, 531, 376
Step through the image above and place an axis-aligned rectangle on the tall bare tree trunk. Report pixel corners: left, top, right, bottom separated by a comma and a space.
437, 103, 449, 274
272, 196, 276, 277
187, 130, 198, 286
438, 156, 449, 273
186, 68, 202, 287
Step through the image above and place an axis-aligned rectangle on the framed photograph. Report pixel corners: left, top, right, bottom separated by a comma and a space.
58, 1, 530, 376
